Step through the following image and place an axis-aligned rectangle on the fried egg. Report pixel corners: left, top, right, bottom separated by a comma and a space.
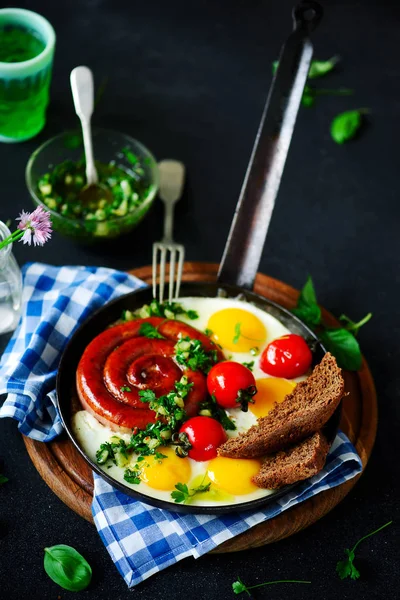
73, 296, 306, 507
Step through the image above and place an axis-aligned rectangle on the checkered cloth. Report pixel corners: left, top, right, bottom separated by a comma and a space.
0, 263, 363, 588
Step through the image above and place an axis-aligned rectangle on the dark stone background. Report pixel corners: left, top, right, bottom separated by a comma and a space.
0, 1, 398, 598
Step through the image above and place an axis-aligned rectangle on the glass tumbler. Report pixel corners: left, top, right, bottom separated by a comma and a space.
0, 8, 56, 143
0, 221, 23, 334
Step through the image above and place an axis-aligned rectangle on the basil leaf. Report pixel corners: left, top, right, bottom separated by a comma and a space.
292, 275, 321, 326
308, 56, 339, 79
292, 304, 321, 327
330, 109, 364, 144
44, 545, 92, 591
319, 328, 362, 371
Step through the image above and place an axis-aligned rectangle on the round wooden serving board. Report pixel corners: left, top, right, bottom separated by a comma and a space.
23, 263, 378, 552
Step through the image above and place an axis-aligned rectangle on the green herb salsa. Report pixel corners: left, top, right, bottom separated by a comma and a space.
37, 150, 151, 225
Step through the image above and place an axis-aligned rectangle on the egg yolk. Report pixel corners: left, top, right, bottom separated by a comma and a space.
250, 377, 296, 418
139, 446, 191, 491
207, 308, 267, 353
207, 456, 261, 495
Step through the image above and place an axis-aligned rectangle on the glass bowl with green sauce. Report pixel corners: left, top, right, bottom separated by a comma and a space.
26, 129, 159, 241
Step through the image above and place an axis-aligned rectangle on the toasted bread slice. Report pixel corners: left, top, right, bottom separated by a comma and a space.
218, 352, 344, 459
252, 431, 330, 489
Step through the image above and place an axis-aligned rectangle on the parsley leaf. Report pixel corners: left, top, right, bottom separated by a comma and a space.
171, 480, 211, 504
120, 385, 131, 392
336, 521, 392, 580
139, 322, 165, 339
139, 389, 157, 403
242, 361, 254, 371
232, 577, 311, 595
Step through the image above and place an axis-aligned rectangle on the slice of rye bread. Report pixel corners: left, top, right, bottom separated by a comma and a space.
252, 431, 330, 489
218, 352, 344, 459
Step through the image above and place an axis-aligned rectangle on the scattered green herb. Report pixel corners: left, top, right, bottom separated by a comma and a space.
139, 322, 165, 339
232, 576, 311, 596
242, 361, 255, 371
0, 473, 8, 484
171, 480, 211, 504
336, 520, 392, 580
292, 276, 371, 371
120, 385, 132, 392
232, 322, 263, 345
233, 322, 242, 344
124, 468, 141, 485
175, 336, 218, 374
199, 394, 236, 431
204, 328, 213, 337
43, 545, 92, 592
127, 299, 199, 322
330, 109, 368, 144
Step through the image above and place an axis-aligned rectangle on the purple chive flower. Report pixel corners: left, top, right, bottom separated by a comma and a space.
16, 206, 52, 247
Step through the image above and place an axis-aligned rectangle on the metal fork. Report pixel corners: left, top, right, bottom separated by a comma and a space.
152, 160, 186, 303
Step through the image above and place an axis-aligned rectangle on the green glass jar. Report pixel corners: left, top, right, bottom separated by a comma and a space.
0, 8, 56, 143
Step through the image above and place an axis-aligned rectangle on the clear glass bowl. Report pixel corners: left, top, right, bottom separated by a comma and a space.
25, 129, 159, 242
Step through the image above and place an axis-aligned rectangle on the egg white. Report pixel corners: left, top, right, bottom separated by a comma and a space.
72, 296, 304, 507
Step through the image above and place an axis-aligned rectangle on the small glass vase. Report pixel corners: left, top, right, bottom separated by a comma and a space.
0, 221, 23, 334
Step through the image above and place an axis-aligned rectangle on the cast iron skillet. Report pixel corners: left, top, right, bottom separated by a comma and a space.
57, 2, 337, 515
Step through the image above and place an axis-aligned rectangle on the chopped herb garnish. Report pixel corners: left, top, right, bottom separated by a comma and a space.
242, 361, 254, 371
120, 385, 132, 392
232, 576, 311, 596
336, 520, 392, 580
233, 322, 241, 344
199, 394, 236, 431
204, 328, 213, 337
138, 389, 157, 403
124, 468, 141, 485
139, 322, 165, 339
129, 299, 199, 321
0, 473, 8, 485
175, 336, 218, 374
171, 479, 211, 504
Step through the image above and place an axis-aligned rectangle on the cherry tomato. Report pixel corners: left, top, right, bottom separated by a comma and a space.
179, 416, 227, 461
207, 361, 256, 409
260, 334, 312, 379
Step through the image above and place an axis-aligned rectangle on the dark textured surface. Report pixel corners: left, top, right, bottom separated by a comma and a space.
0, 0, 399, 598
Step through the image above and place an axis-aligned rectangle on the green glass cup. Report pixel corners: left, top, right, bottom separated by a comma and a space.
0, 8, 56, 143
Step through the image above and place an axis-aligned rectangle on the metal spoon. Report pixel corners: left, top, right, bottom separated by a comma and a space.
70, 66, 111, 205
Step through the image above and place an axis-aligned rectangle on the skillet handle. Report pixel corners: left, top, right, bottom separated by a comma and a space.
217, 1, 323, 290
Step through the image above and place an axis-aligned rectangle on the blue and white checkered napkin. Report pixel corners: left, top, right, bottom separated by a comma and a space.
0, 263, 363, 588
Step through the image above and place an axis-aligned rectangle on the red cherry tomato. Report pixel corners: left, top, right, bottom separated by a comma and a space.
179, 416, 227, 461
260, 334, 312, 379
207, 361, 256, 409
